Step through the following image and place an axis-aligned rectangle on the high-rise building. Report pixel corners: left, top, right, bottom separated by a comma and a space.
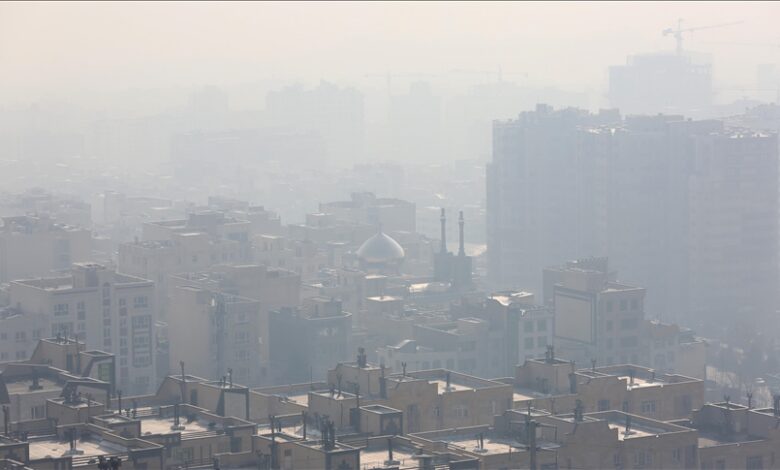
6, 263, 156, 395
488, 105, 778, 330
487, 105, 617, 294
687, 128, 778, 328
0, 215, 92, 283
609, 53, 712, 116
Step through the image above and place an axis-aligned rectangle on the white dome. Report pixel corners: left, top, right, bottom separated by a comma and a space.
357, 232, 405, 264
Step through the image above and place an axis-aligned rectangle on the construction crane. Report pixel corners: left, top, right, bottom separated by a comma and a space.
663, 18, 743, 56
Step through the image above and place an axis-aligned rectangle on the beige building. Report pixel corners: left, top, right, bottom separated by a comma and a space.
0, 337, 114, 422
7, 264, 156, 395
319, 192, 417, 234
546, 258, 646, 367
689, 401, 780, 470
0, 307, 47, 363
0, 215, 92, 283
513, 355, 704, 421
167, 285, 264, 387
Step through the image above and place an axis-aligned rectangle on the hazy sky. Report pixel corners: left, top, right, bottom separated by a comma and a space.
2, 1, 779, 103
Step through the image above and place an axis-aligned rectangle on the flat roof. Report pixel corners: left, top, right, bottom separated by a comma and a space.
386, 371, 506, 395
28, 436, 126, 461
417, 428, 558, 456
5, 377, 61, 394
360, 444, 422, 468
139, 414, 219, 438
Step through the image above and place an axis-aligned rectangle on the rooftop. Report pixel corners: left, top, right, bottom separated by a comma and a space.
387, 370, 507, 394
4, 377, 61, 395
28, 435, 127, 462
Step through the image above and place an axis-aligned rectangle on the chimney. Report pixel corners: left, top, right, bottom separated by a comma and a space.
773, 395, 780, 417
574, 400, 584, 422
379, 364, 387, 399
357, 347, 367, 368
458, 211, 465, 257
439, 208, 447, 254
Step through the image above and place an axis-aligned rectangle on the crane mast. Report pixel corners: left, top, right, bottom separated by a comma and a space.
663, 18, 742, 56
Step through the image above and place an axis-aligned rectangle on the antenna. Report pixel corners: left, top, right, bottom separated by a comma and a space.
439, 208, 447, 254
458, 211, 465, 257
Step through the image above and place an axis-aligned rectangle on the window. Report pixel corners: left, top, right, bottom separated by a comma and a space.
672, 449, 681, 463
537, 336, 548, 348
0, 353, 7, 361
524, 337, 535, 350
31, 405, 44, 419
132, 315, 151, 329
620, 300, 628, 311
15, 331, 26, 342
234, 331, 249, 343
606, 320, 613, 331
620, 336, 638, 348
641, 400, 656, 413
620, 318, 638, 330
537, 319, 547, 332
15, 351, 25, 360
681, 395, 693, 413
52, 322, 73, 337
606, 300, 613, 312
524, 320, 534, 333
54, 303, 69, 316
598, 399, 610, 411
133, 296, 148, 309
77, 301, 86, 320
631, 299, 639, 310
634, 450, 651, 467
746, 456, 763, 470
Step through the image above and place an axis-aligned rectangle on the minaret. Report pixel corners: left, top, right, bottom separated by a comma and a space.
440, 208, 447, 254
458, 211, 465, 257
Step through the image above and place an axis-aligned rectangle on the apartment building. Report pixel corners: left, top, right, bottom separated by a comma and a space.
6, 264, 155, 395
167, 285, 263, 387
546, 258, 645, 367
0, 215, 91, 283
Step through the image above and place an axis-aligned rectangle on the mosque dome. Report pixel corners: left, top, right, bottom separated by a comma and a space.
357, 231, 405, 264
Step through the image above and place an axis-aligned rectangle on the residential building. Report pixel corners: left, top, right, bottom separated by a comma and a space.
319, 192, 416, 234
167, 285, 264, 387
546, 258, 645, 367
7, 263, 155, 395
488, 106, 778, 332
268, 297, 352, 384
0, 215, 92, 283
609, 52, 712, 116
